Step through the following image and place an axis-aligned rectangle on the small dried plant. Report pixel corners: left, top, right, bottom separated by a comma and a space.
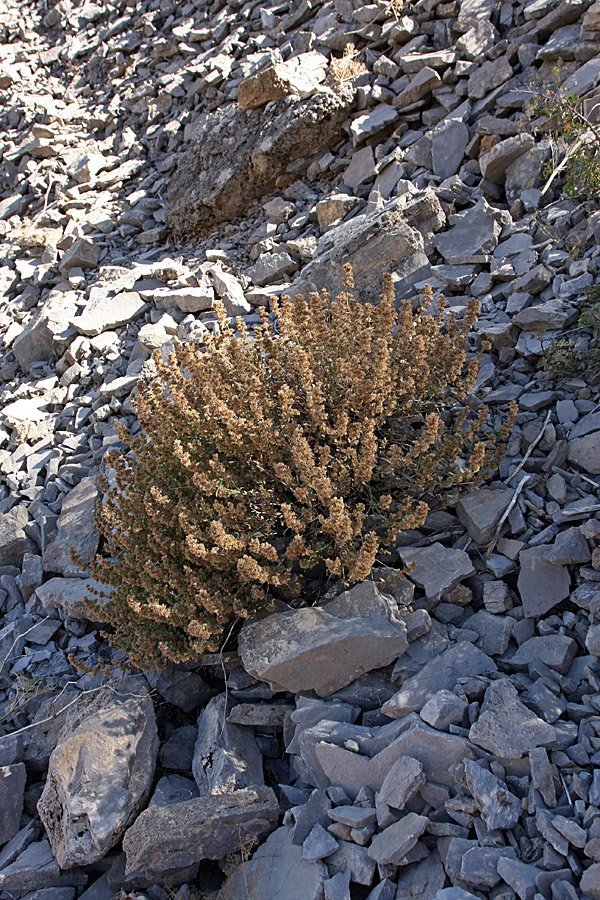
87, 267, 513, 670
527, 63, 600, 197
329, 43, 367, 85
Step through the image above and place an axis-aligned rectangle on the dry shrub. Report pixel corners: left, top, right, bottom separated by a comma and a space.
87, 268, 512, 669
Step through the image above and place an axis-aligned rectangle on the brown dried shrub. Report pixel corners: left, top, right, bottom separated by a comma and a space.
87, 267, 512, 669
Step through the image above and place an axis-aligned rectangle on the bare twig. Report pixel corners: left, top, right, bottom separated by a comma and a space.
486, 474, 531, 558
0, 617, 50, 677
508, 409, 552, 484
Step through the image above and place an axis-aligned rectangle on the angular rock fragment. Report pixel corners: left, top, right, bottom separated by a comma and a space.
517, 546, 571, 617
0, 505, 33, 566
382, 642, 497, 716
397, 543, 474, 602
368, 813, 428, 865
0, 764, 26, 845
123, 788, 280, 882
315, 714, 474, 792
165, 86, 354, 232
237, 51, 328, 109
293, 194, 428, 301
38, 686, 158, 868
469, 679, 556, 759
238, 581, 409, 696
464, 759, 521, 830
433, 200, 502, 264
71, 291, 147, 337
193, 693, 263, 795
35, 577, 113, 622
42, 477, 100, 577
456, 485, 514, 544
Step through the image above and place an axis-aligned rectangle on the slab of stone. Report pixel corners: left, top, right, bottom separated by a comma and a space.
324, 871, 351, 900
395, 851, 446, 900
0, 840, 62, 893
238, 581, 409, 697
38, 686, 158, 868
343, 145, 376, 188
148, 774, 198, 808
193, 693, 263, 795
238, 51, 328, 109
517, 546, 571, 617
123, 786, 279, 881
479, 134, 534, 183
581, 863, 600, 900
159, 725, 197, 773
456, 485, 513, 544
376, 756, 425, 814
0, 764, 26, 845
567, 431, 600, 474
315, 714, 474, 792
433, 199, 501, 265
0, 505, 33, 566
496, 856, 543, 900
460, 845, 516, 889
293, 194, 428, 302
543, 526, 591, 564
12, 290, 79, 371
291, 787, 332, 845
59, 238, 99, 272
303, 823, 339, 860
509, 635, 578, 674
464, 759, 521, 830
512, 299, 577, 331
42, 477, 100, 577
327, 840, 376, 886
395, 67, 442, 108
466, 610, 513, 656
382, 642, 497, 716
419, 690, 468, 730
71, 291, 147, 336
247, 250, 298, 285
165, 85, 354, 232
350, 104, 399, 146
468, 56, 513, 100
35, 577, 113, 622
469, 679, 556, 759
397, 543, 475, 602
368, 813, 428, 865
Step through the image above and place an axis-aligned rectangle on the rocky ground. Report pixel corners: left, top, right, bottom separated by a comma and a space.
0, 0, 600, 898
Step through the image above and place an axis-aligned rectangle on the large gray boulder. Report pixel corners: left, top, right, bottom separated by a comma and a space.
165, 85, 354, 233
238, 581, 409, 697
37, 682, 158, 869
122, 785, 279, 882
291, 193, 429, 301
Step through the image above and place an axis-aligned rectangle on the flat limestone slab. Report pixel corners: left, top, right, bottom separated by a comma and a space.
238, 582, 409, 697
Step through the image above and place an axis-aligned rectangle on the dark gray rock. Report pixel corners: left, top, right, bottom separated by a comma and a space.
38, 684, 158, 868
123, 786, 279, 881
397, 543, 475, 602
193, 693, 264, 795
464, 759, 521, 830
456, 486, 514, 544
0, 763, 26, 845
382, 642, 497, 716
368, 813, 428, 865
469, 679, 556, 759
517, 546, 571, 617
42, 477, 100, 577
239, 581, 409, 697
0, 505, 33, 566
509, 634, 578, 674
